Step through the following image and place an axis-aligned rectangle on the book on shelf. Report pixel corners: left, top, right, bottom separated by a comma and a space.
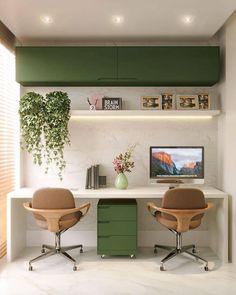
85, 167, 92, 189
85, 168, 89, 189
94, 164, 99, 189
85, 164, 100, 189
91, 166, 95, 189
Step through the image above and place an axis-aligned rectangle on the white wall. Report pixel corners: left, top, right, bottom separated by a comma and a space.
217, 11, 236, 263
21, 86, 219, 189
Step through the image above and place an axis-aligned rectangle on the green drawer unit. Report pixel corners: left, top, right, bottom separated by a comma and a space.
97, 199, 137, 257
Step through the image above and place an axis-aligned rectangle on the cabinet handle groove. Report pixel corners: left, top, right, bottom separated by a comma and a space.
97, 77, 137, 81
97, 78, 115, 80
117, 77, 137, 80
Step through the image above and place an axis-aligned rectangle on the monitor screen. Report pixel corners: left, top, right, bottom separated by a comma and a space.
150, 146, 204, 179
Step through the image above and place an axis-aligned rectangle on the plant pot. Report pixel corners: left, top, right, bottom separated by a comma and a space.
115, 173, 128, 189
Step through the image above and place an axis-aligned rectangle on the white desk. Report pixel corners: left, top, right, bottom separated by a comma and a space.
7, 186, 228, 262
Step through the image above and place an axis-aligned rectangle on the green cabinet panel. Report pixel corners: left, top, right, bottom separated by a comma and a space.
98, 221, 136, 236
98, 236, 136, 252
117, 46, 220, 86
98, 205, 136, 221
97, 199, 137, 256
16, 46, 117, 86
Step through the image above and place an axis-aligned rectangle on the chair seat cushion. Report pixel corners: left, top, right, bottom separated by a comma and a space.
155, 211, 201, 231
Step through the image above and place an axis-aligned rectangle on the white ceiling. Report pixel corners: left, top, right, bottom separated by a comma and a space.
0, 0, 235, 43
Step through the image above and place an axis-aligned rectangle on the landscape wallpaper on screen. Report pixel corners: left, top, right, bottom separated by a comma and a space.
151, 148, 203, 178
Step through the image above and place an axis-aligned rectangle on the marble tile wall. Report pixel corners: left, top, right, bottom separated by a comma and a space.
22, 86, 218, 189
21, 86, 219, 235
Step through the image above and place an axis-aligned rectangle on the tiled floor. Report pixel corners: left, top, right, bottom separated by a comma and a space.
0, 247, 235, 295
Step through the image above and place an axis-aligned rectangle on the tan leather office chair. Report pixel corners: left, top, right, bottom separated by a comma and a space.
147, 188, 214, 271
23, 188, 90, 271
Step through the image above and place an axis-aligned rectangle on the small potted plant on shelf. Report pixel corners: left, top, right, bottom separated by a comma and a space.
113, 145, 136, 189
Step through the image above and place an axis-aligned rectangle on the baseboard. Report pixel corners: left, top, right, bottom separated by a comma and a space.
27, 230, 209, 247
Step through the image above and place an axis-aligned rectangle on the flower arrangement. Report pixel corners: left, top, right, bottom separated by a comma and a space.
113, 145, 136, 174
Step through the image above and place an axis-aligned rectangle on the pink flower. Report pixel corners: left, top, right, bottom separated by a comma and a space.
113, 145, 136, 174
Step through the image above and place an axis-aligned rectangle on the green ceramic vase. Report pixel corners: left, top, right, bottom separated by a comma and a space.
115, 173, 128, 189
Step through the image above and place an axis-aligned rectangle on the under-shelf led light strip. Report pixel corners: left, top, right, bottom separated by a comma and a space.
70, 115, 213, 120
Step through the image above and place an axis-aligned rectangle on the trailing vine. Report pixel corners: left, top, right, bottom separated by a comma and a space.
19, 92, 45, 166
44, 91, 71, 178
19, 91, 71, 180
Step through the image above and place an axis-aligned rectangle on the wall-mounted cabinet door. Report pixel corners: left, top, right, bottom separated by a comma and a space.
117, 46, 220, 86
16, 47, 117, 86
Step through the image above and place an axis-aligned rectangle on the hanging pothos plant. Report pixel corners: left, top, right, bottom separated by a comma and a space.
19, 91, 71, 180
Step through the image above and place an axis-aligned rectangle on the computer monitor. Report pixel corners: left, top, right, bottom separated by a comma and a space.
150, 146, 204, 184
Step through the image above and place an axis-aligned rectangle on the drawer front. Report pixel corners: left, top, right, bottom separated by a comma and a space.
98, 235, 137, 251
98, 221, 136, 236
98, 205, 136, 221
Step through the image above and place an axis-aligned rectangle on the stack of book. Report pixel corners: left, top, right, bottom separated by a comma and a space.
85, 164, 100, 189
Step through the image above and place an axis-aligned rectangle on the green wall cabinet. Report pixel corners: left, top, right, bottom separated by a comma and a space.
97, 199, 137, 257
117, 46, 220, 86
16, 47, 117, 86
16, 46, 220, 86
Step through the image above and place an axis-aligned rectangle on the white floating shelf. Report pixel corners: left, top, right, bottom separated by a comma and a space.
71, 110, 220, 118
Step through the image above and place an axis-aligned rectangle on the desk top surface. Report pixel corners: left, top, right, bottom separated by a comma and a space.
8, 186, 228, 199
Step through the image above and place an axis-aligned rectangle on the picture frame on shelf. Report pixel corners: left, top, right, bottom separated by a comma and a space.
141, 96, 161, 110
176, 95, 199, 110
198, 94, 210, 110
102, 97, 122, 110
161, 93, 176, 110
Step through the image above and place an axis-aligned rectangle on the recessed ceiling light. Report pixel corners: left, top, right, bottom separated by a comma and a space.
40, 15, 53, 24
182, 15, 194, 24
112, 15, 124, 24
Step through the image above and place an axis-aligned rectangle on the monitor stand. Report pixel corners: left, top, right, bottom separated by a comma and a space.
150, 179, 205, 189
156, 179, 183, 189
156, 179, 183, 184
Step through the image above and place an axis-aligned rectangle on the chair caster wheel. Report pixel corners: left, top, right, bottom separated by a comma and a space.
101, 255, 105, 259
160, 265, 165, 271
154, 248, 158, 254
41, 248, 46, 253
80, 248, 83, 254
204, 266, 209, 271
29, 265, 33, 271
130, 254, 136, 259
73, 265, 77, 271
192, 248, 196, 254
